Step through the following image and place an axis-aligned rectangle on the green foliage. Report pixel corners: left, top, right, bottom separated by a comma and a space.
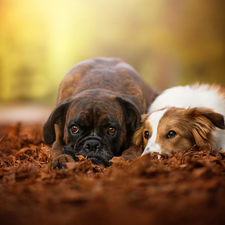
0, 0, 224, 102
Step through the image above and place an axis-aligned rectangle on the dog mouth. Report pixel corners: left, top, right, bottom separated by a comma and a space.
62, 137, 113, 167
86, 152, 112, 167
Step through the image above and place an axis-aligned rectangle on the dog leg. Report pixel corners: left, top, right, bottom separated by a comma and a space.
50, 124, 75, 170
121, 145, 143, 161
51, 153, 74, 170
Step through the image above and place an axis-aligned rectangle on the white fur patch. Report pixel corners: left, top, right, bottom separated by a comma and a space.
149, 84, 225, 115
142, 109, 167, 156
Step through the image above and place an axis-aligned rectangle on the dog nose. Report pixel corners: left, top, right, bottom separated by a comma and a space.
83, 140, 101, 152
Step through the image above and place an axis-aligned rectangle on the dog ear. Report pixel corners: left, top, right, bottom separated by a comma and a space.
185, 107, 225, 149
132, 114, 149, 147
196, 108, 225, 129
132, 126, 144, 147
116, 94, 142, 137
43, 99, 72, 145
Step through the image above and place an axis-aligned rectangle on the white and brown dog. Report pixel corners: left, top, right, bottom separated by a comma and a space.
133, 83, 225, 156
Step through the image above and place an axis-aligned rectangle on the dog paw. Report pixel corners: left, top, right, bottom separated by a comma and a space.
50, 154, 75, 170
121, 145, 143, 161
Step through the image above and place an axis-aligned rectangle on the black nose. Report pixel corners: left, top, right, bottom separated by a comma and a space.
83, 140, 101, 152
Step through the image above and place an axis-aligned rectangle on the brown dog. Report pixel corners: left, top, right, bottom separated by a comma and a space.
43, 57, 158, 169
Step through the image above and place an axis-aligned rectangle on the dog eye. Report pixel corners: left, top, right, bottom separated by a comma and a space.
144, 131, 149, 140
71, 125, 79, 134
108, 126, 116, 135
166, 130, 177, 139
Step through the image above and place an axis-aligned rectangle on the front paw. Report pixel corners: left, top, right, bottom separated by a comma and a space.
121, 145, 143, 161
50, 154, 75, 170
62, 145, 79, 161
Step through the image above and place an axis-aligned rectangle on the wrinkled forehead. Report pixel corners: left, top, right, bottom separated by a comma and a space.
66, 97, 124, 125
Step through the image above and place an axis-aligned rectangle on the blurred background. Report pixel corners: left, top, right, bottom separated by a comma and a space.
0, 0, 225, 123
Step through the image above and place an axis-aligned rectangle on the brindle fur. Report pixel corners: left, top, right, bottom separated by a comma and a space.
43, 57, 158, 169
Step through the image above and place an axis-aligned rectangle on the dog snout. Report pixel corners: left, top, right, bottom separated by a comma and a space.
83, 140, 101, 152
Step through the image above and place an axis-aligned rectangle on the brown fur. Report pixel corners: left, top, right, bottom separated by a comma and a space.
134, 107, 225, 154
43, 57, 159, 168
132, 113, 151, 148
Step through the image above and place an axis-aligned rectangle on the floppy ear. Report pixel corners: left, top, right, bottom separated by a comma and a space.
185, 107, 225, 149
132, 126, 144, 147
43, 98, 72, 145
116, 94, 142, 137
196, 108, 225, 129
133, 114, 149, 147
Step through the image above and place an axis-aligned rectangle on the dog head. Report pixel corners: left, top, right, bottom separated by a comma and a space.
43, 89, 142, 166
133, 107, 225, 155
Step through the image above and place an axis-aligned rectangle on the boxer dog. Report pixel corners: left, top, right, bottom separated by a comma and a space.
43, 57, 158, 169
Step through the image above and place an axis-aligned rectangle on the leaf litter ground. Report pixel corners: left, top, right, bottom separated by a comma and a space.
1, 123, 225, 225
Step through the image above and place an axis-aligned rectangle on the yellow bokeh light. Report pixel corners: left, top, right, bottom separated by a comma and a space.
0, 0, 224, 104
